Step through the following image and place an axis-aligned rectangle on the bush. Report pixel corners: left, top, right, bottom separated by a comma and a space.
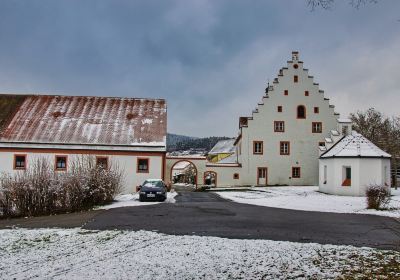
0, 156, 123, 218
366, 185, 391, 210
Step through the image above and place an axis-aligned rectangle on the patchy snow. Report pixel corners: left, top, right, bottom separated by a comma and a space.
217, 186, 400, 218
97, 191, 177, 210
0, 228, 398, 279
141, 118, 153, 125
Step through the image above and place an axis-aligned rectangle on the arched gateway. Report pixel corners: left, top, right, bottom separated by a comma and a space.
165, 156, 241, 188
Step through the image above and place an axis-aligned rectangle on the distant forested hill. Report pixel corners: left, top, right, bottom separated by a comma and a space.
167, 133, 232, 152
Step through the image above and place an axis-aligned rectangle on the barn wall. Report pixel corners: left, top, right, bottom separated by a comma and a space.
0, 149, 164, 194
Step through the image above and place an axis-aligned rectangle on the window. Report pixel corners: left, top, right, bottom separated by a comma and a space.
253, 141, 263, 154
280, 141, 290, 155
277, 106, 282, 112
96, 157, 108, 169
233, 173, 239, 179
323, 165, 327, 184
342, 166, 351, 186
14, 155, 26, 170
294, 75, 298, 83
319, 142, 325, 147
312, 122, 322, 133
274, 121, 285, 132
314, 107, 319, 114
292, 167, 301, 178
284, 90, 288, 96
137, 158, 149, 173
305, 91, 309, 96
55, 156, 67, 170
342, 125, 348, 135
293, 64, 298, 69
297, 105, 306, 119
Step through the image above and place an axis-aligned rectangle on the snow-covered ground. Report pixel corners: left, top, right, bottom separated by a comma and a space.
97, 191, 177, 210
217, 186, 400, 218
0, 228, 398, 279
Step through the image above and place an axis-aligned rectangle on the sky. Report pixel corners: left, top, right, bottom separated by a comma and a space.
0, 0, 399, 137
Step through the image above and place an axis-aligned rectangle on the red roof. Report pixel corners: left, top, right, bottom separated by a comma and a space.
0, 94, 167, 147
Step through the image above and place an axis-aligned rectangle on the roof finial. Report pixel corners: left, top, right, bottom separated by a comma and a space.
292, 51, 299, 61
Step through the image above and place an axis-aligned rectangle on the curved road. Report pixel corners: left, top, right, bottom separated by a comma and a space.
1, 190, 400, 250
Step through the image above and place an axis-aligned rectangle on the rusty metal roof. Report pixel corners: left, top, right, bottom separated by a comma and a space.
0, 94, 167, 147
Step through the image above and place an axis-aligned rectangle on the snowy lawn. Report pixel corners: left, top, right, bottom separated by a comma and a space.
0, 228, 399, 279
217, 186, 400, 218
97, 191, 177, 210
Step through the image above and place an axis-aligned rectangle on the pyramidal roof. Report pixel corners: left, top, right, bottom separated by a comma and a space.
320, 131, 391, 158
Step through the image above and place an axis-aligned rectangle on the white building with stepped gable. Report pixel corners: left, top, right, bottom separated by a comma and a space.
233, 51, 340, 186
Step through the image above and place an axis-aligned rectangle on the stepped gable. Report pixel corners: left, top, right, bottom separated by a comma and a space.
238, 51, 339, 130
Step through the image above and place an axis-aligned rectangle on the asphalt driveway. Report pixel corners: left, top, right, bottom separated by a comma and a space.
1, 191, 400, 251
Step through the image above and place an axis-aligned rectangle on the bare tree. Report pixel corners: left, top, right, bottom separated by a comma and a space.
351, 108, 400, 189
307, 0, 377, 10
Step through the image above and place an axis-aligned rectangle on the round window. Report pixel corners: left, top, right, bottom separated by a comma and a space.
293, 64, 298, 69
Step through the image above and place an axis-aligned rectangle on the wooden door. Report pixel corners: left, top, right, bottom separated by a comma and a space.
257, 168, 268, 186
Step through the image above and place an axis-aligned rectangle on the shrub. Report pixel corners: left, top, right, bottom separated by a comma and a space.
0, 156, 123, 218
366, 185, 391, 210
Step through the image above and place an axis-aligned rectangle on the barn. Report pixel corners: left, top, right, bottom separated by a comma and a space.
0, 94, 167, 194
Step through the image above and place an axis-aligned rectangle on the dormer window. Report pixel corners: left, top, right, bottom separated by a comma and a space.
297, 105, 306, 119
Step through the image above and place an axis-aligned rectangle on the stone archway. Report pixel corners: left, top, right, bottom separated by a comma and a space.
170, 160, 198, 186
165, 156, 208, 186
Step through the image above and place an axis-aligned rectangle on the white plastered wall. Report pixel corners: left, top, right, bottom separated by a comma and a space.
238, 55, 338, 186
0, 151, 163, 194
319, 157, 391, 196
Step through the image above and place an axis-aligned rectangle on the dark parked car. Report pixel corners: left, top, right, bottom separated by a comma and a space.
138, 179, 168, 202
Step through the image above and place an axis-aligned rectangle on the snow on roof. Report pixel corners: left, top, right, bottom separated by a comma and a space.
325, 138, 333, 143
208, 139, 235, 155
0, 94, 167, 147
337, 118, 352, 123
330, 130, 340, 136
320, 131, 391, 158
172, 161, 191, 170
216, 153, 237, 164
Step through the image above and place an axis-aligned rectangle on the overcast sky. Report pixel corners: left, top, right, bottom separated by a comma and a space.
0, 0, 399, 137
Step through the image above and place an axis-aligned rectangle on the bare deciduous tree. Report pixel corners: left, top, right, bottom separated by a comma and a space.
307, 0, 377, 10
350, 108, 400, 189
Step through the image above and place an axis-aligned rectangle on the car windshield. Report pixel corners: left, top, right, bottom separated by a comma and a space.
143, 180, 163, 188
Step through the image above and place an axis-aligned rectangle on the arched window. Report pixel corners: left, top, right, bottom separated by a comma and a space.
297, 105, 306, 119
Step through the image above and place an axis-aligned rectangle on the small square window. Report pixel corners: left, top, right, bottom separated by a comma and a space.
319, 142, 325, 147
314, 107, 319, 114
277, 106, 282, 112
292, 167, 301, 178
305, 91, 309, 96
55, 156, 67, 170
233, 173, 239, 179
280, 141, 290, 155
96, 157, 108, 169
294, 75, 298, 83
312, 122, 322, 133
274, 121, 285, 132
137, 158, 149, 173
253, 141, 263, 154
14, 155, 26, 169
284, 90, 288, 96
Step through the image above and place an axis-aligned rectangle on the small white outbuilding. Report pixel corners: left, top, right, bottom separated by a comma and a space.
319, 131, 391, 196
